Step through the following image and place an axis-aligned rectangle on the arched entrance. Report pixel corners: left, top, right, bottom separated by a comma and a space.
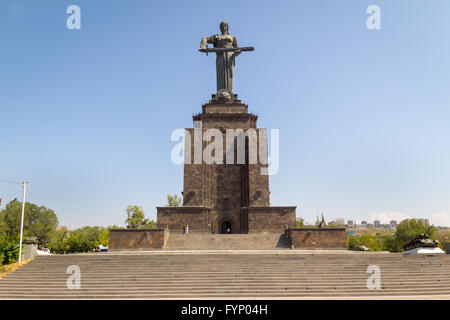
220, 221, 232, 234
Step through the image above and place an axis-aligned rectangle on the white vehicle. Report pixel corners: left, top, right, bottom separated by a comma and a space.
94, 245, 108, 252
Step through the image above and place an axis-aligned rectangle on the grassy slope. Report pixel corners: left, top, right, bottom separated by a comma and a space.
0, 259, 33, 280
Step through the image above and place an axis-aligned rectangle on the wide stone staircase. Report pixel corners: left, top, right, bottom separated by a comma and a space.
0, 253, 449, 299
165, 233, 290, 250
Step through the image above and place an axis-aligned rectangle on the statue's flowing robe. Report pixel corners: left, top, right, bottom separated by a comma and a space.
200, 34, 239, 93
216, 50, 234, 92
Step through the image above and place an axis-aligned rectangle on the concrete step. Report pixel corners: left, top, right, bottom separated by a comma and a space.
1, 253, 449, 299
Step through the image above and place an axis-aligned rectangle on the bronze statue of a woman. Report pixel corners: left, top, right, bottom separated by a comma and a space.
200, 22, 253, 99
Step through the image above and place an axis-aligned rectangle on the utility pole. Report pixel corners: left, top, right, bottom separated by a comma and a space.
18, 181, 28, 263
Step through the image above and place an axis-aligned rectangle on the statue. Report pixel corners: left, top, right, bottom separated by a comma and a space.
317, 214, 326, 228
200, 21, 254, 102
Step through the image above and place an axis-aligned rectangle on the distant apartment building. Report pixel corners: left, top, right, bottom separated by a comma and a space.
390, 220, 397, 228
347, 220, 354, 226
374, 220, 381, 228
402, 218, 430, 226
361, 221, 368, 227
335, 218, 345, 226
56, 226, 70, 231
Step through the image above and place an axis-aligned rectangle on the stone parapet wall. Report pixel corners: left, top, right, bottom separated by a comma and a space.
157, 206, 211, 233
109, 228, 168, 250
245, 206, 296, 233
287, 228, 347, 249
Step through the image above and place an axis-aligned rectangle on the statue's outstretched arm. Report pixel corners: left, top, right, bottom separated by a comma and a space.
200, 36, 215, 49
232, 36, 241, 57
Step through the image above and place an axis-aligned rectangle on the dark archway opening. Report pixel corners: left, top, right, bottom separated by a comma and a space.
220, 221, 232, 234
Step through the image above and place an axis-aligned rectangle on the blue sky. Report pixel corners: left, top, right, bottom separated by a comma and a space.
1, 0, 449, 228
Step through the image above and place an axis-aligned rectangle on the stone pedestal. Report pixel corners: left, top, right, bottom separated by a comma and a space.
403, 247, 445, 255
21, 244, 37, 260
157, 96, 296, 234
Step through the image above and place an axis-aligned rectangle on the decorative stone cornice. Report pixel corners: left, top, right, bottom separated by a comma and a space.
156, 206, 211, 213
109, 228, 167, 232
193, 113, 257, 122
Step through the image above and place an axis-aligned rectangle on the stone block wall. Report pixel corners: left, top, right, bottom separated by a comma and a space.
287, 228, 347, 249
247, 165, 270, 207
157, 207, 211, 233
109, 228, 168, 250
246, 206, 296, 233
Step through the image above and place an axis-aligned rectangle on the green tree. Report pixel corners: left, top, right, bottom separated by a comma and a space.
98, 228, 109, 246
47, 229, 70, 254
65, 226, 104, 253
167, 194, 182, 207
347, 236, 360, 250
125, 205, 145, 228
381, 235, 400, 252
296, 218, 305, 228
0, 200, 58, 246
347, 234, 382, 251
0, 235, 19, 265
0, 214, 7, 238
360, 234, 382, 251
125, 205, 156, 229
48, 226, 124, 254
143, 220, 156, 228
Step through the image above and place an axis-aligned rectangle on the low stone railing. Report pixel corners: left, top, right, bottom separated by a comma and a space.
286, 228, 347, 249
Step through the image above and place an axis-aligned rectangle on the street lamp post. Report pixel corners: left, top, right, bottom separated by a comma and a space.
18, 181, 28, 263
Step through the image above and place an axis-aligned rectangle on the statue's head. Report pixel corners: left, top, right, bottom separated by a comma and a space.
220, 21, 229, 34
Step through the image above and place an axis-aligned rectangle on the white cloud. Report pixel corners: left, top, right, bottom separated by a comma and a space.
369, 212, 411, 224
431, 213, 450, 227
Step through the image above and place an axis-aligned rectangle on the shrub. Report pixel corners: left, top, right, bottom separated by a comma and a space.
0, 236, 19, 265
48, 226, 120, 254
347, 234, 382, 251
347, 236, 360, 250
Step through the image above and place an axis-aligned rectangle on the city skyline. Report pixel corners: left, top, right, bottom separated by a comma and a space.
299, 215, 434, 227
